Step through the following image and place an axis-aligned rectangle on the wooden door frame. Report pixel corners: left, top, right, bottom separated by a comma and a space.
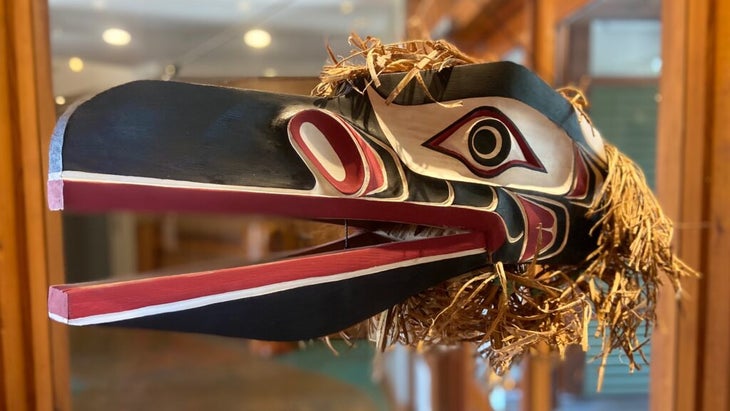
651, 0, 730, 410
0, 0, 69, 409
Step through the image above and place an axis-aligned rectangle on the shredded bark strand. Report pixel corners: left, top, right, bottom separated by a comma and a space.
365, 144, 696, 390
313, 33, 485, 106
320, 35, 698, 391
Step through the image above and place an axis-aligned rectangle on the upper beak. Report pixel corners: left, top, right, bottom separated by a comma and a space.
47, 80, 498, 339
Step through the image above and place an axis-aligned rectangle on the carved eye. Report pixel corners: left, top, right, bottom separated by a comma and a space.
468, 119, 511, 167
423, 106, 545, 178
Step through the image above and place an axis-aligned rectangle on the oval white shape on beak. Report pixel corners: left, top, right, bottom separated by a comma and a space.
288, 109, 367, 195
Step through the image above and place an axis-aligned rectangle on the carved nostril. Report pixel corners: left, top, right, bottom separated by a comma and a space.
287, 108, 386, 197
298, 122, 347, 182
288, 109, 366, 195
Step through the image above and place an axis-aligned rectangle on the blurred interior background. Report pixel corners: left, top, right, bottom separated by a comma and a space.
49, 0, 659, 410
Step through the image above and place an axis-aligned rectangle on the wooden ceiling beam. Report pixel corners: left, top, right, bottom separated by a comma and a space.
555, 0, 595, 23
449, 0, 492, 29
568, 0, 660, 21
405, 0, 455, 39
446, 0, 526, 59
444, 0, 592, 60
449, 0, 522, 44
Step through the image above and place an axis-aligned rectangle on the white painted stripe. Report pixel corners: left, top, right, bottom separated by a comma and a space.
55, 247, 486, 326
48, 312, 70, 324
57, 170, 499, 212
60, 170, 314, 196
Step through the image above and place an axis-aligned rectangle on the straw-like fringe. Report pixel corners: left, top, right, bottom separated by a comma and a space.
312, 33, 485, 105
579, 144, 697, 388
317, 34, 698, 390
366, 145, 697, 390
369, 262, 592, 375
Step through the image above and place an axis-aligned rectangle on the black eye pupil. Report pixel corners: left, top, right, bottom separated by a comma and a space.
473, 129, 498, 155
468, 119, 511, 167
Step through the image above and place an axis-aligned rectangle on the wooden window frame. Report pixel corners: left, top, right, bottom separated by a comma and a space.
651, 0, 730, 410
0, 0, 69, 409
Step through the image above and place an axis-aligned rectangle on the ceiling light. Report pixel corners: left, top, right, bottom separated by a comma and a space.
237, 1, 251, 12
161, 64, 177, 81
340, 1, 354, 15
68, 57, 84, 72
243, 29, 271, 49
55, 96, 66, 105
103, 28, 131, 46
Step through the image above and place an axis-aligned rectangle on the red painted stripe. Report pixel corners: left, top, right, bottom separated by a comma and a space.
288, 110, 365, 195
58, 179, 507, 251
422, 106, 546, 178
515, 196, 556, 261
49, 232, 487, 320
343, 121, 386, 194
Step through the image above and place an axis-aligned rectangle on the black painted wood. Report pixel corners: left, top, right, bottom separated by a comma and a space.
48, 61, 608, 340
62, 82, 318, 190
110, 252, 488, 340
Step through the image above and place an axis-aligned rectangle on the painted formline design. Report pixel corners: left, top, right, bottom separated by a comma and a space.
51, 171, 466, 210
50, 170, 319, 197
49, 237, 487, 326
49, 176, 510, 252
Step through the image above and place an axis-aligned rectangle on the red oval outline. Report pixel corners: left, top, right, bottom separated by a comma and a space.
289, 109, 365, 195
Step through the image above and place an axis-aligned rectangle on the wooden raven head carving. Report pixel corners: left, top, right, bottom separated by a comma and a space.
47, 39, 694, 375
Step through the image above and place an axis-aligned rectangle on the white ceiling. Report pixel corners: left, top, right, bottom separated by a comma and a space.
49, 0, 405, 98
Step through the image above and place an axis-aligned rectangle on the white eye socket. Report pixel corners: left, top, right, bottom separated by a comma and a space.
367, 89, 577, 194
423, 106, 545, 178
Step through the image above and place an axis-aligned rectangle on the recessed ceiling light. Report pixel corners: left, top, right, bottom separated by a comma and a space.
55, 96, 66, 105
340, 1, 354, 15
68, 56, 84, 72
103, 28, 131, 46
237, 0, 251, 12
243, 29, 271, 49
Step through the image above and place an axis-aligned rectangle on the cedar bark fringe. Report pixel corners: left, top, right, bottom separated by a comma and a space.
313, 33, 484, 105
319, 34, 697, 390
367, 145, 696, 390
